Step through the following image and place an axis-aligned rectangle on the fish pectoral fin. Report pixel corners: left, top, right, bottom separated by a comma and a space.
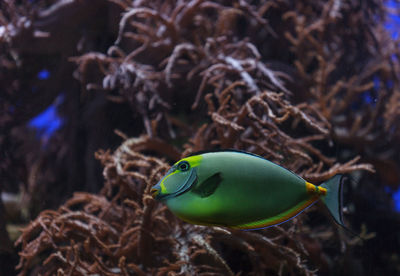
192, 172, 222, 198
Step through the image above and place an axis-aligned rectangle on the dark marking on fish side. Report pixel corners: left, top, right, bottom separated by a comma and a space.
192, 172, 222, 198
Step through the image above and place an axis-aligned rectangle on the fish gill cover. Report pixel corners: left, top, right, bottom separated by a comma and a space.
0, 0, 400, 275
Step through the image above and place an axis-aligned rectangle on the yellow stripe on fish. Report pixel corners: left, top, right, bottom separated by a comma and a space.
306, 181, 327, 196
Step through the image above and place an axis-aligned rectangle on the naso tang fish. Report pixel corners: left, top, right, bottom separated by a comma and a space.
151, 150, 344, 230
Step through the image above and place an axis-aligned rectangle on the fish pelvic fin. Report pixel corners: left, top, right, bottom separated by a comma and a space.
320, 175, 345, 227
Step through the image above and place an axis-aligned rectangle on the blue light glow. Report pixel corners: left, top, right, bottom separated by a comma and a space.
362, 92, 375, 105
37, 69, 50, 80
393, 188, 400, 212
28, 94, 64, 140
385, 1, 400, 39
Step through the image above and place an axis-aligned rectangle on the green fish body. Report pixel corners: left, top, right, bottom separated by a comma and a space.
151, 150, 344, 230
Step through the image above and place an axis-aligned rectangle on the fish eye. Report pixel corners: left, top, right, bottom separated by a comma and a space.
177, 161, 190, 171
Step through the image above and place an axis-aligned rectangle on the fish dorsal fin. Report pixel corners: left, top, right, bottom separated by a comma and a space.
192, 172, 222, 198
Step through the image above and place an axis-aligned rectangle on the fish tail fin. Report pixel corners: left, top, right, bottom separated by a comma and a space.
320, 174, 345, 227
320, 175, 363, 239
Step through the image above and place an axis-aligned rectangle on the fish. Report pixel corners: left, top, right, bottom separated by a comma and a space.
151, 150, 345, 230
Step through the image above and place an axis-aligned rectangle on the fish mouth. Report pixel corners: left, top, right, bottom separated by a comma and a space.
151, 187, 160, 199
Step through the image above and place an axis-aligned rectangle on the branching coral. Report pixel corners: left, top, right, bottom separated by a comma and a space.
72, 0, 382, 181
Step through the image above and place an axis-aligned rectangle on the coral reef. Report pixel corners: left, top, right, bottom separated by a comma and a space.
1, 0, 399, 275
14, 137, 352, 275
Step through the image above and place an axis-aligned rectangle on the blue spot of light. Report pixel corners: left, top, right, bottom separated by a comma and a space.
393, 187, 400, 212
37, 69, 50, 80
361, 91, 377, 106
28, 94, 64, 141
385, 0, 400, 39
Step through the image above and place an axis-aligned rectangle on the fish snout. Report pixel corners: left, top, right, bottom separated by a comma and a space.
151, 186, 160, 199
